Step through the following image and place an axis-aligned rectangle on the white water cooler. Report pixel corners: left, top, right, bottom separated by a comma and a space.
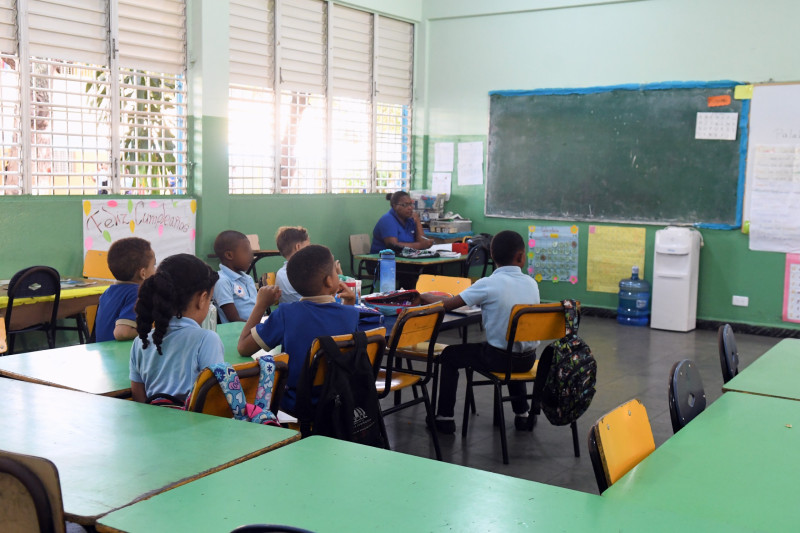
650, 227, 703, 332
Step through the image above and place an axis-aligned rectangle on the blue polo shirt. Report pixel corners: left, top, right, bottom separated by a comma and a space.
371, 209, 417, 253
129, 316, 224, 399
251, 296, 360, 412
215, 264, 257, 323
459, 266, 541, 352
95, 283, 139, 342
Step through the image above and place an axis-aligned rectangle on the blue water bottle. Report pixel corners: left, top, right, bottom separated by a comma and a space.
379, 249, 396, 293
617, 265, 651, 326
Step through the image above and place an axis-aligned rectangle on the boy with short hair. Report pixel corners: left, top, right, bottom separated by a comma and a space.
274, 226, 310, 304
95, 237, 156, 342
422, 230, 540, 434
238, 244, 357, 412
214, 230, 258, 323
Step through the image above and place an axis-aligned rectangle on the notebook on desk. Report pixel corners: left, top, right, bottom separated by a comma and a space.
451, 305, 481, 315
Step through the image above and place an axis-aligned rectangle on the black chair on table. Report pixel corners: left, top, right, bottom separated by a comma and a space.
668, 359, 706, 433
461, 242, 491, 280
718, 323, 739, 383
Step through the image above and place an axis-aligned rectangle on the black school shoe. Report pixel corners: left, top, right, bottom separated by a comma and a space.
434, 418, 456, 434
514, 413, 537, 432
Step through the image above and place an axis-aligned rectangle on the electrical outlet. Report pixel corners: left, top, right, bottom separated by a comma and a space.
732, 295, 749, 307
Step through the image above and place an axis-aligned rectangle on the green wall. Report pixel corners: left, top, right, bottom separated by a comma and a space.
417, 0, 800, 330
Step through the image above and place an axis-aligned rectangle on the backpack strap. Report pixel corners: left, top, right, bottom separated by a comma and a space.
561, 299, 580, 337
251, 355, 279, 425
208, 360, 279, 425
210, 363, 248, 418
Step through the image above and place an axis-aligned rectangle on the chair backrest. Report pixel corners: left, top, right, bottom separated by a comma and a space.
0, 317, 6, 353
718, 324, 739, 383
415, 274, 472, 296
349, 234, 372, 273
246, 234, 261, 250
668, 359, 706, 433
588, 398, 655, 493
186, 359, 289, 417
462, 244, 490, 279
388, 302, 445, 353
5, 266, 61, 331
307, 327, 386, 387
0, 450, 66, 533
505, 302, 569, 351
83, 249, 114, 279
265, 272, 276, 286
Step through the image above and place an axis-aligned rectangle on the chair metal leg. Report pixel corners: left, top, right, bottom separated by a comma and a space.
7, 332, 15, 355
405, 359, 419, 400
379, 414, 391, 451
421, 385, 442, 461
431, 362, 440, 412
571, 420, 580, 457
462, 369, 473, 438
493, 386, 501, 427
496, 383, 509, 465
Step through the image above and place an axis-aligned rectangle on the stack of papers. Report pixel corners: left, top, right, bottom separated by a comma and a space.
451, 305, 481, 315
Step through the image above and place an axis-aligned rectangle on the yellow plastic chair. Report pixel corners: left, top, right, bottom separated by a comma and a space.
588, 398, 656, 493
0, 450, 69, 533
0, 317, 7, 354
185, 359, 289, 419
415, 274, 472, 296
264, 272, 276, 286
462, 302, 571, 464
377, 302, 445, 460
83, 249, 114, 279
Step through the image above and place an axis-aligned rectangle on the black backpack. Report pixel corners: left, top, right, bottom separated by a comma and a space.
534, 300, 597, 426
296, 331, 386, 448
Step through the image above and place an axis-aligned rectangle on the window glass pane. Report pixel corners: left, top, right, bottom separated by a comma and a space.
229, 84, 275, 194
29, 58, 112, 196
0, 54, 21, 195
279, 90, 326, 194
331, 96, 370, 193
118, 68, 188, 194
375, 102, 411, 193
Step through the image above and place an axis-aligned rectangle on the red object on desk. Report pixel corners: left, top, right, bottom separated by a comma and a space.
452, 243, 468, 255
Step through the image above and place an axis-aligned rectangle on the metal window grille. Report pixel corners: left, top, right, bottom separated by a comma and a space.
375, 102, 411, 193
229, 84, 275, 194
28, 58, 112, 196
0, 54, 22, 195
118, 68, 187, 194
331, 96, 370, 193
279, 90, 326, 194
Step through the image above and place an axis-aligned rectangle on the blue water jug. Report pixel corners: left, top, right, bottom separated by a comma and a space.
379, 250, 396, 293
617, 265, 651, 326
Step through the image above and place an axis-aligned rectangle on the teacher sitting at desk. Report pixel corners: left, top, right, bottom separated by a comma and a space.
370, 191, 434, 253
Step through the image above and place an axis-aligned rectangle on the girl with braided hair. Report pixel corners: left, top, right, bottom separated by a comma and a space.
129, 253, 224, 403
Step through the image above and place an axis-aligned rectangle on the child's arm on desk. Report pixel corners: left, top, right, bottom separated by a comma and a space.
114, 323, 138, 341
238, 285, 281, 356
420, 291, 465, 312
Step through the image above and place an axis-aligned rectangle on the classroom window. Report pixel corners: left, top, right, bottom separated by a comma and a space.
227, 0, 413, 195
0, 0, 187, 196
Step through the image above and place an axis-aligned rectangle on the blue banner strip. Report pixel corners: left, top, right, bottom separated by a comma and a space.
490, 80, 742, 97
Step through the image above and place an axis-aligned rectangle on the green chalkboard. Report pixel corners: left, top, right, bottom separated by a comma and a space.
486, 84, 745, 226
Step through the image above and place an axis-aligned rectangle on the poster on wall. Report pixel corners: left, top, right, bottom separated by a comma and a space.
527, 225, 579, 284
586, 225, 646, 293
782, 253, 800, 323
82, 198, 197, 278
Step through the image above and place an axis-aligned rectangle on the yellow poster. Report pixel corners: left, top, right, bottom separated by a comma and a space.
586, 225, 646, 293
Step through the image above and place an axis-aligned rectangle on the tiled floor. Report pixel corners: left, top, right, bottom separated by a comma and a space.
379, 315, 780, 494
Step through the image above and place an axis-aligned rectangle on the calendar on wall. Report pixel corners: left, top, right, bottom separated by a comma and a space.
782, 254, 800, 323
695, 112, 738, 140
527, 225, 579, 284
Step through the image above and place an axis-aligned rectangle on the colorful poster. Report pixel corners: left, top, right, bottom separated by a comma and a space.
527, 225, 579, 284
82, 198, 197, 278
782, 253, 800, 323
586, 225, 646, 293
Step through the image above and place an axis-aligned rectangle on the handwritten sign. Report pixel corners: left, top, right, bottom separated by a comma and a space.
82, 199, 197, 277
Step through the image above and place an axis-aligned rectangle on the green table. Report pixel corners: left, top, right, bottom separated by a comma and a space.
0, 379, 298, 526
602, 392, 800, 531
0, 339, 134, 397
723, 338, 800, 400
97, 436, 740, 533
0, 323, 253, 397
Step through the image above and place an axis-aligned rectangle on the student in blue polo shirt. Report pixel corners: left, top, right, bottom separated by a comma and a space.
129, 254, 223, 403
237, 244, 358, 413
213, 230, 258, 323
370, 190, 434, 253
